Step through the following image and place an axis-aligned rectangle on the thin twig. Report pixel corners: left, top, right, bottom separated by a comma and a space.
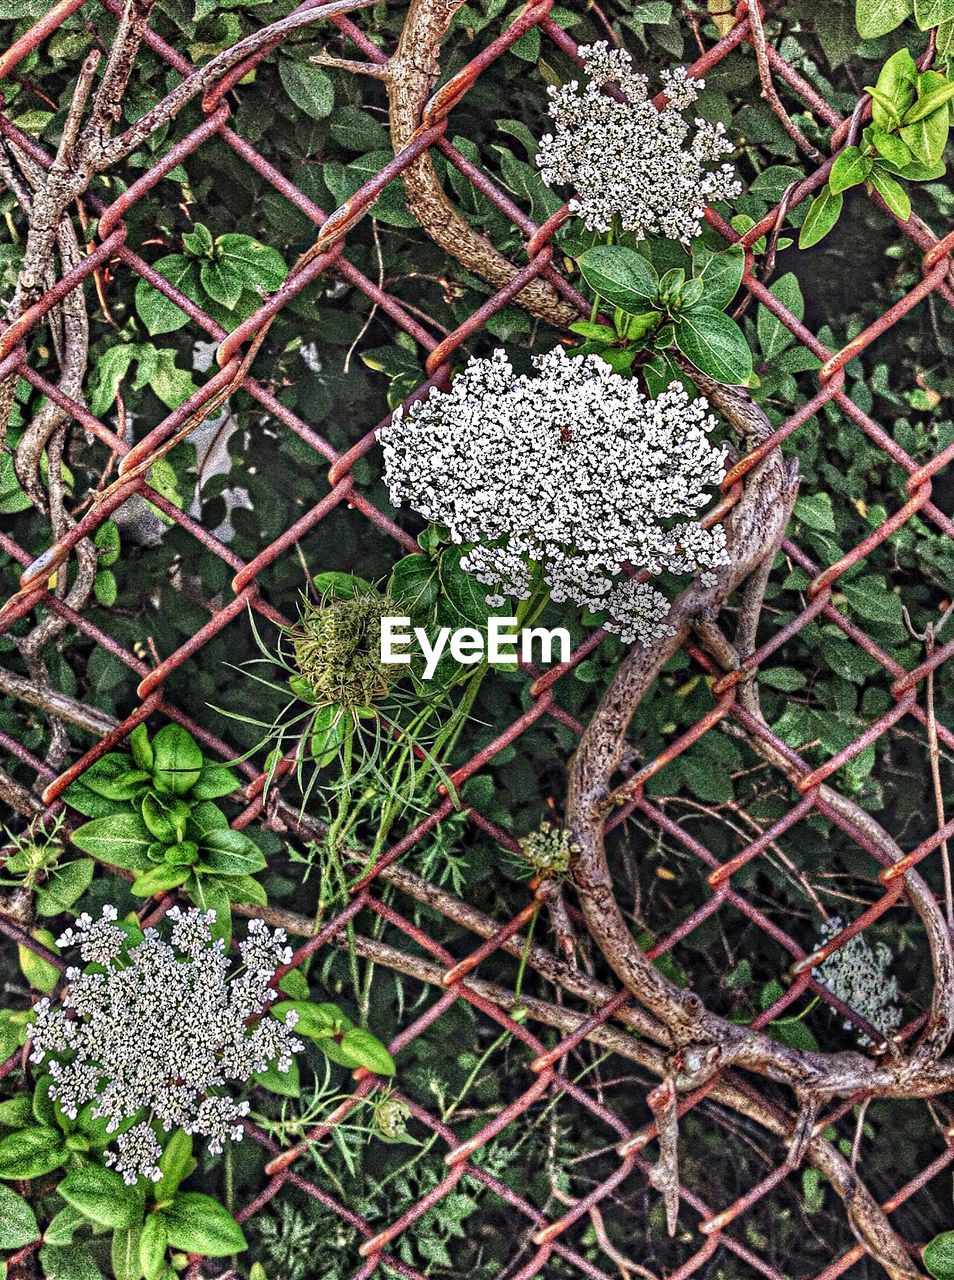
745, 1, 823, 164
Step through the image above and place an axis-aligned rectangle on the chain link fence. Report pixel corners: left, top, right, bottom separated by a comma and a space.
1, 1, 953, 1277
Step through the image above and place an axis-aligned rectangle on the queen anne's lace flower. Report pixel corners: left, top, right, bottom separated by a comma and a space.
537, 42, 740, 241
815, 916, 903, 1047
106, 1122, 163, 1185
378, 346, 729, 645
30, 906, 303, 1184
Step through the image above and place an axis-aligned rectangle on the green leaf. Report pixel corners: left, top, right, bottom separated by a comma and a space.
794, 492, 837, 532
871, 47, 918, 122
253, 1054, 301, 1098
881, 156, 947, 179
142, 793, 190, 843
0, 462, 29, 516
0, 1126, 67, 1179
93, 568, 117, 607
335, 1027, 396, 1075
140, 1213, 169, 1280
35, 858, 95, 917
78, 752, 145, 800
39, 1242, 105, 1280
112, 1223, 144, 1280
18, 929, 60, 993
760, 667, 807, 691
219, 873, 267, 906
798, 186, 843, 249
159, 1192, 247, 1256
903, 78, 954, 122
33, 1076, 55, 1126
829, 146, 873, 193
438, 545, 492, 629
182, 223, 214, 257
163, 840, 198, 867
569, 321, 617, 342
188, 801, 230, 840
869, 126, 913, 167
769, 1017, 820, 1051
146, 454, 186, 513
191, 876, 232, 946
389, 552, 440, 616
0, 1094, 32, 1129
59, 1164, 143, 1228
868, 165, 912, 220
151, 725, 203, 796
925, 1233, 954, 1280
278, 59, 333, 119
678, 277, 705, 309
866, 84, 904, 127
190, 763, 240, 800
901, 72, 950, 161
152, 1131, 195, 1207
131, 864, 191, 896
150, 351, 195, 412
197, 828, 267, 875
0, 1184, 40, 1248
89, 345, 144, 416
278, 968, 311, 1000
311, 569, 375, 600
42, 1205, 85, 1247
915, 0, 954, 25
72, 812, 154, 870
938, 16, 954, 59
271, 999, 339, 1040
691, 243, 745, 311
674, 307, 753, 385
323, 151, 418, 228
622, 312, 658, 343
577, 245, 659, 314
757, 273, 804, 360
843, 574, 904, 625
134, 255, 200, 337
216, 234, 287, 292
199, 258, 244, 310
855, 0, 913, 37
129, 725, 153, 772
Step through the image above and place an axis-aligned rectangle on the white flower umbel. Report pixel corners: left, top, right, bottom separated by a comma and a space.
815, 916, 903, 1047
378, 347, 729, 645
30, 906, 303, 1185
537, 42, 740, 241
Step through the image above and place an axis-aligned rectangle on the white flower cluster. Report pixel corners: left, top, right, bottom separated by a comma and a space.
815, 916, 903, 1047
378, 347, 729, 645
537, 42, 740, 241
30, 906, 303, 1185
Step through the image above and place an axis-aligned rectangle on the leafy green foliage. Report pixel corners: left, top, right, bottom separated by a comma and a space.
801, 51, 951, 246
925, 1233, 954, 1280
1, 2, 953, 1274
65, 725, 263, 934
135, 223, 287, 335
575, 241, 752, 384
856, 0, 954, 35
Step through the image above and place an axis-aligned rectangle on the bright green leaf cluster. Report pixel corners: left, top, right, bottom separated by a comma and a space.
64, 724, 264, 935
800, 51, 951, 247
136, 223, 287, 335
575, 241, 753, 387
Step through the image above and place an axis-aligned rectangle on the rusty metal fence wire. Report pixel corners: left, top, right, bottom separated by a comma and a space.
1, 1, 954, 1277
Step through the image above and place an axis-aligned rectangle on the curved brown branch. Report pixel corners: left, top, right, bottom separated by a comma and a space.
386, 0, 579, 328
231, 898, 919, 1279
